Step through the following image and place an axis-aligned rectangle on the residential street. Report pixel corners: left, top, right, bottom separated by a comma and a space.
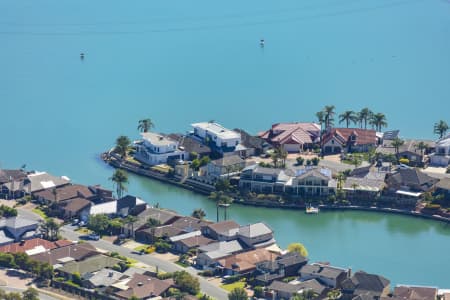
0, 286, 59, 300
60, 225, 228, 300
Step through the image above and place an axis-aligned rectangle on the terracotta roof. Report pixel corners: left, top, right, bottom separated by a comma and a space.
322, 128, 377, 146
217, 248, 273, 272
259, 123, 320, 146
0, 238, 71, 253
33, 184, 94, 202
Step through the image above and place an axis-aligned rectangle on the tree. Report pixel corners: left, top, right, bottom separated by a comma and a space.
114, 135, 131, 159
414, 141, 428, 156
110, 169, 128, 199
434, 120, 449, 139
311, 157, 320, 166
88, 214, 110, 234
275, 146, 288, 168
22, 288, 39, 300
72, 272, 82, 286
215, 178, 231, 192
3, 292, 22, 300
192, 208, 206, 220
137, 118, 154, 133
287, 242, 308, 257
358, 108, 372, 129
253, 286, 264, 298
323, 105, 335, 128
0, 205, 18, 218
370, 113, 388, 131
296, 157, 304, 166
41, 218, 60, 241
147, 217, 161, 228
391, 137, 404, 155
173, 271, 200, 295
339, 111, 357, 128
124, 215, 137, 237
316, 111, 325, 153
327, 289, 342, 300
228, 287, 248, 300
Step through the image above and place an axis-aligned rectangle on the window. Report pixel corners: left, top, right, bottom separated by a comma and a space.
236, 141, 239, 146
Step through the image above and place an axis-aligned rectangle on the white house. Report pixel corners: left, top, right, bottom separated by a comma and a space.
191, 122, 241, 152
135, 132, 186, 166
430, 134, 450, 167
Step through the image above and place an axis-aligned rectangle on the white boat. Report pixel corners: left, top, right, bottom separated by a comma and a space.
306, 206, 319, 214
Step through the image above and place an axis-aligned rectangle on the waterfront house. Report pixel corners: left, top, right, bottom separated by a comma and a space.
233, 128, 269, 157
168, 133, 212, 159
171, 234, 215, 254
216, 248, 274, 275
87, 185, 114, 204
239, 165, 293, 194
237, 222, 275, 248
341, 271, 390, 300
392, 285, 438, 300
322, 128, 377, 154
344, 167, 386, 199
384, 168, 438, 204
191, 122, 242, 154
430, 134, 450, 167
0, 169, 27, 199
24, 171, 71, 194
135, 132, 186, 166
258, 122, 321, 153
112, 273, 173, 300
61, 197, 92, 219
0, 238, 72, 255
33, 184, 94, 204
435, 178, 450, 201
196, 240, 244, 268
299, 263, 349, 288
381, 130, 400, 145
205, 155, 246, 179
268, 279, 327, 299
290, 168, 336, 197
202, 220, 240, 241
255, 252, 308, 286
84, 196, 146, 219
0, 216, 39, 245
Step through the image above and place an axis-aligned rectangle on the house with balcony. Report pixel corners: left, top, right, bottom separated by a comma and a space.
289, 168, 336, 197
239, 165, 294, 194
430, 134, 450, 167
322, 128, 377, 154
191, 122, 241, 154
135, 132, 186, 166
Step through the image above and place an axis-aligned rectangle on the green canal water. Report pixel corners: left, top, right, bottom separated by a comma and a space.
1, 0, 450, 289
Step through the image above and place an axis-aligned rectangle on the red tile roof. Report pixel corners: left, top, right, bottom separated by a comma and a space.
259, 123, 320, 146
0, 238, 73, 254
322, 128, 377, 146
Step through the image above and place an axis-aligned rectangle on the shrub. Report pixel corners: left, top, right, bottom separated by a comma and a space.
311, 157, 320, 166
157, 272, 174, 280
296, 157, 304, 166
399, 158, 410, 165
254, 286, 264, 298
155, 241, 171, 253
199, 270, 214, 277
306, 159, 312, 166
173, 271, 200, 295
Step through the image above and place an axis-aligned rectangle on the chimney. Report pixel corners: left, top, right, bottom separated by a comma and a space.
348, 267, 352, 278
109, 272, 113, 277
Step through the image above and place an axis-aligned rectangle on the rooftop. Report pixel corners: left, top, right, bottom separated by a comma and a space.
141, 132, 178, 147
192, 122, 241, 139
26, 171, 70, 193
238, 222, 273, 238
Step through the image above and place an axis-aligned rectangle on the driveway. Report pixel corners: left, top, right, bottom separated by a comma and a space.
60, 225, 228, 300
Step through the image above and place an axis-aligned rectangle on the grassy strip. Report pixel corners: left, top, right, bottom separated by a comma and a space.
220, 281, 245, 292
32, 208, 48, 220
175, 261, 190, 268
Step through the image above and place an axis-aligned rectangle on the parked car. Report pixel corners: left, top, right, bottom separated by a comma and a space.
87, 233, 100, 241
71, 219, 79, 226
78, 221, 86, 227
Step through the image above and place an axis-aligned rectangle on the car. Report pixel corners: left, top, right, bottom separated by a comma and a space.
78, 221, 86, 227
87, 233, 100, 241
71, 219, 79, 226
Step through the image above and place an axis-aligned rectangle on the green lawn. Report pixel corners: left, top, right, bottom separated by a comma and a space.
175, 261, 190, 268
220, 281, 246, 292
134, 245, 149, 251
32, 208, 48, 220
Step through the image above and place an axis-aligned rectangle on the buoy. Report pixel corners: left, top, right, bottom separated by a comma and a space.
80, 53, 85, 60
260, 39, 265, 47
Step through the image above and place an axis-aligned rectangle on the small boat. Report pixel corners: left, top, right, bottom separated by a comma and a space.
306, 206, 319, 214
80, 53, 85, 60
260, 39, 265, 47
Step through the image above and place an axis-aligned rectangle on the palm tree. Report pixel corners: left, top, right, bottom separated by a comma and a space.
124, 215, 137, 237
358, 108, 373, 129
41, 218, 60, 241
391, 137, 404, 155
316, 111, 325, 154
414, 141, 428, 156
209, 191, 232, 222
339, 110, 357, 128
434, 120, 449, 139
323, 105, 335, 129
370, 113, 388, 131
114, 135, 131, 158
191, 208, 206, 220
220, 197, 233, 221
274, 146, 288, 168
109, 169, 129, 199
138, 118, 154, 133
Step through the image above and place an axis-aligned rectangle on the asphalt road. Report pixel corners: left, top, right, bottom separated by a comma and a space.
0, 286, 58, 300
60, 225, 228, 300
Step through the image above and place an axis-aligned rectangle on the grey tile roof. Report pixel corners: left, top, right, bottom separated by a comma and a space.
269, 279, 326, 295
205, 220, 240, 235
57, 254, 121, 275
26, 172, 70, 193
238, 222, 273, 238
0, 169, 27, 184
343, 271, 390, 294
83, 268, 123, 287
0, 230, 14, 245
211, 155, 244, 167
198, 240, 243, 254
0, 216, 39, 230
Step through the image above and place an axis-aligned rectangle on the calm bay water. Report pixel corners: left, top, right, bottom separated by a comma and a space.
1, 0, 450, 288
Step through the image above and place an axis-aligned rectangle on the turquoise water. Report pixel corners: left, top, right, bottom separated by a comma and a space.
1, 0, 450, 288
